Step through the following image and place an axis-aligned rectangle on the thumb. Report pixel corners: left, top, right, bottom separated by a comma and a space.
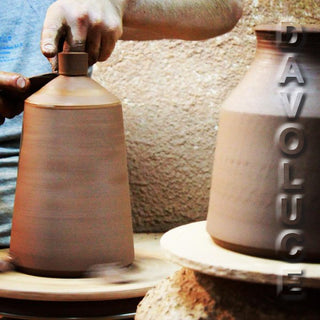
41, 2, 65, 58
0, 72, 30, 92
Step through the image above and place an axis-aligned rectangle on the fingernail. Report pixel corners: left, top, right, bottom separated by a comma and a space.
16, 77, 26, 89
43, 44, 55, 53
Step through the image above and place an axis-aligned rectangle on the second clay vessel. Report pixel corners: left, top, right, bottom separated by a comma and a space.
207, 25, 320, 262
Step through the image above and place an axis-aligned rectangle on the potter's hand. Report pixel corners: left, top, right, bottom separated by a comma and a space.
0, 72, 30, 125
41, 0, 126, 70
0, 255, 14, 273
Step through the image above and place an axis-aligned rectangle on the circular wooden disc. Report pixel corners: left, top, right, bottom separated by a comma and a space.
161, 221, 320, 288
0, 234, 178, 301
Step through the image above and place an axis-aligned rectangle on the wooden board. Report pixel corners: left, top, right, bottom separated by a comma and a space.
161, 221, 320, 288
0, 234, 178, 301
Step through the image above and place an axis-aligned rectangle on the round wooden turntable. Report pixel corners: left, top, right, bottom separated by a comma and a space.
0, 234, 178, 319
161, 221, 320, 288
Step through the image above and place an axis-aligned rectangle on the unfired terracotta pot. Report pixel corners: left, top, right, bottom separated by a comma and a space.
10, 52, 134, 276
207, 25, 320, 262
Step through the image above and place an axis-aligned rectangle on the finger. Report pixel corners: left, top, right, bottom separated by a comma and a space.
86, 26, 102, 66
41, 2, 66, 58
66, 12, 89, 52
13, 99, 24, 116
48, 56, 58, 73
0, 94, 23, 119
98, 32, 116, 62
0, 259, 14, 272
0, 72, 30, 92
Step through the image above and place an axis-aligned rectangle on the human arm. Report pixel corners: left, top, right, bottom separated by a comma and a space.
122, 0, 243, 40
41, 0, 243, 68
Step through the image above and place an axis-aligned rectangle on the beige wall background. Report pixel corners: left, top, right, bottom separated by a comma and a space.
93, 0, 320, 232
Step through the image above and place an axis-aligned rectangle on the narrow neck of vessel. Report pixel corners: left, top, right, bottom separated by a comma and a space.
58, 52, 89, 76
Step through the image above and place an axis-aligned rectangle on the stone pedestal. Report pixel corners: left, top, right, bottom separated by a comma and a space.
136, 267, 320, 320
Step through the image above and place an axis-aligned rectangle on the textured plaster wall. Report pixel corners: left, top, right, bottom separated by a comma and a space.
93, 0, 320, 232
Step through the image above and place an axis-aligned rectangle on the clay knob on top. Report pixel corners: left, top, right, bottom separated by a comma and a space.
58, 52, 88, 76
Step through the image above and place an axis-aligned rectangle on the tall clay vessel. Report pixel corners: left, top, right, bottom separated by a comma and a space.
207, 25, 320, 262
10, 52, 134, 276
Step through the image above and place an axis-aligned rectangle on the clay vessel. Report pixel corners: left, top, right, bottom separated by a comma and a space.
10, 52, 134, 276
207, 25, 320, 262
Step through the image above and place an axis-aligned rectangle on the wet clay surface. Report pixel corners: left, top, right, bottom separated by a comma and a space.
10, 53, 134, 276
